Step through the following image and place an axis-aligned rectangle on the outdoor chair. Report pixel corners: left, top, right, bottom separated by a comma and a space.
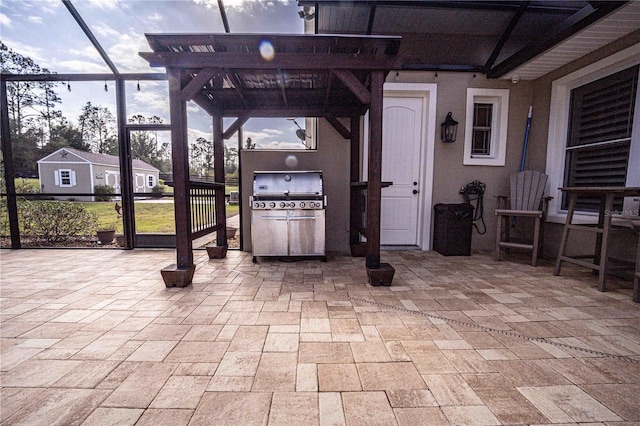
494, 170, 552, 267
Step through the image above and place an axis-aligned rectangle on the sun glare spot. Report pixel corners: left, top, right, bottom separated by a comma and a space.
259, 40, 275, 61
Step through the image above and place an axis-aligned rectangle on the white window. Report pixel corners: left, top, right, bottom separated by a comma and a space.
463, 88, 509, 166
147, 174, 156, 188
54, 169, 76, 187
546, 44, 640, 223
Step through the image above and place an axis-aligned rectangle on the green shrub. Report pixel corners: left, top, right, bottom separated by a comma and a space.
15, 179, 40, 194
20, 201, 98, 245
94, 184, 115, 201
152, 184, 166, 194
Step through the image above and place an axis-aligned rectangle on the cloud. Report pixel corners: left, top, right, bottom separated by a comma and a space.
188, 127, 212, 144
27, 16, 43, 24
86, 0, 120, 10
1, 39, 45, 63
55, 59, 112, 73
261, 128, 284, 136
192, 0, 288, 12
92, 22, 121, 38
0, 13, 11, 26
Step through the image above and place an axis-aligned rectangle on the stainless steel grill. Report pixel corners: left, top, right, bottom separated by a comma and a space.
250, 171, 326, 262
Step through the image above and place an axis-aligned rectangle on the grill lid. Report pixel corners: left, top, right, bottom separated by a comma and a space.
252, 171, 323, 199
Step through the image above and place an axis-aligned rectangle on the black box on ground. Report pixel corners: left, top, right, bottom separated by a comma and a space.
433, 203, 474, 256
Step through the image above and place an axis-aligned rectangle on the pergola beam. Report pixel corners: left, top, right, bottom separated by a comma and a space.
140, 52, 402, 70
324, 113, 351, 140
181, 68, 216, 101
332, 69, 371, 105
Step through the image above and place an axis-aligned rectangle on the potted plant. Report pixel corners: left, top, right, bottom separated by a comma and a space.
96, 221, 117, 245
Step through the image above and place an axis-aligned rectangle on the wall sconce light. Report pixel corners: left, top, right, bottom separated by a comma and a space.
440, 112, 458, 143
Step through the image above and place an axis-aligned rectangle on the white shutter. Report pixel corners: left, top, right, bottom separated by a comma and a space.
71, 171, 77, 187
54, 170, 60, 186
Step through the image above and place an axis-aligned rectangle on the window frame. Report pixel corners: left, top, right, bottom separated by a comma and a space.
57, 169, 75, 187
463, 88, 509, 166
147, 174, 156, 188
545, 43, 640, 224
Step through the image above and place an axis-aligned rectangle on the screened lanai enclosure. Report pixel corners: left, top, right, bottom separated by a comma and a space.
3, 0, 635, 288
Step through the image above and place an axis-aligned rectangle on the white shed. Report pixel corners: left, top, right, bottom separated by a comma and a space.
37, 147, 160, 201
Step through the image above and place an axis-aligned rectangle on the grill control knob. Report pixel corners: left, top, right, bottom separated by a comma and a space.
280, 202, 286, 208
300, 202, 305, 208
269, 202, 276, 208
260, 202, 265, 208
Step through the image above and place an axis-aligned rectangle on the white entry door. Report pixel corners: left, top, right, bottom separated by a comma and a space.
380, 96, 424, 245
363, 83, 436, 249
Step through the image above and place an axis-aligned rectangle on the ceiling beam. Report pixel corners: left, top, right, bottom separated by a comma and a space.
487, 1, 628, 78
302, 0, 585, 14
0, 73, 166, 82
483, 1, 529, 72
217, 0, 231, 33
62, 0, 119, 75
366, 3, 377, 35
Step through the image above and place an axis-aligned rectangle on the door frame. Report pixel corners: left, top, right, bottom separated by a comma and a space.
366, 82, 437, 250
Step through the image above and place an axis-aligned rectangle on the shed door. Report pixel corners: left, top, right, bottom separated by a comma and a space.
135, 173, 146, 192
105, 171, 120, 192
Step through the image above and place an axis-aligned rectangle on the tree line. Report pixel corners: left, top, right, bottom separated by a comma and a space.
1, 42, 238, 180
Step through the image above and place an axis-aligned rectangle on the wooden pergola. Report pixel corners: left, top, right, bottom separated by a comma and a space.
139, 33, 402, 287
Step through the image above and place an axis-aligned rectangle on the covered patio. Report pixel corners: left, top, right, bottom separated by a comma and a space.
1, 248, 639, 424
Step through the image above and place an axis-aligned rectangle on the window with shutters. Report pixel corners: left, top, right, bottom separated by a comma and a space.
56, 169, 76, 187
562, 65, 638, 212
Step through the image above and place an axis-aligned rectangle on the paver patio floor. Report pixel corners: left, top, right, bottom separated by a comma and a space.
1, 248, 639, 425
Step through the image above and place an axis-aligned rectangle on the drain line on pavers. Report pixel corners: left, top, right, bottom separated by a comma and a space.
282, 282, 640, 365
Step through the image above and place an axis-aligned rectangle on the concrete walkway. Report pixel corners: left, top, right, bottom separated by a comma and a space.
1, 248, 639, 425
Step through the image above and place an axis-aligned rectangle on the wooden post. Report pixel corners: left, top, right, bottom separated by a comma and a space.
212, 113, 227, 248
365, 71, 384, 269
349, 115, 361, 249
0, 78, 20, 248
162, 68, 195, 287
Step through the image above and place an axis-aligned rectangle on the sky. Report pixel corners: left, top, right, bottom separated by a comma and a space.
0, 0, 312, 150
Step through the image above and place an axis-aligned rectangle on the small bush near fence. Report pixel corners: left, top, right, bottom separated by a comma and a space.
94, 185, 115, 201
152, 184, 167, 194
20, 201, 98, 245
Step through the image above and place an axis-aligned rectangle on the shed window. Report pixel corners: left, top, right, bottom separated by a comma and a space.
55, 169, 76, 187
563, 65, 638, 211
147, 175, 156, 188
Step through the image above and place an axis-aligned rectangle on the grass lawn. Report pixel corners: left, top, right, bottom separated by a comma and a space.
3, 179, 241, 235
82, 200, 239, 234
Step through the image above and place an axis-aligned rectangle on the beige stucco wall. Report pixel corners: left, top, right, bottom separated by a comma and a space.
394, 71, 536, 253
240, 119, 352, 253
239, 31, 640, 259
